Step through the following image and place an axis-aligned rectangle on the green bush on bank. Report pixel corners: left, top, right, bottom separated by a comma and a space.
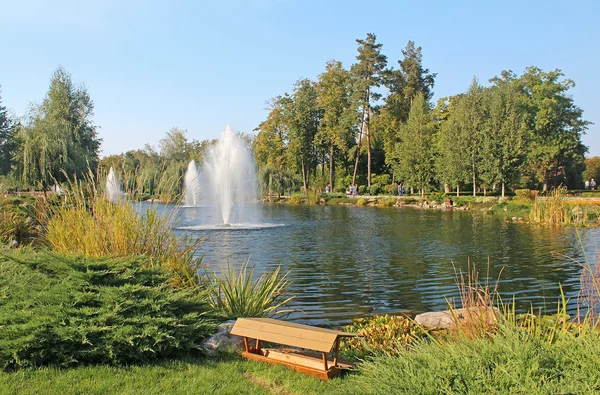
0, 250, 219, 370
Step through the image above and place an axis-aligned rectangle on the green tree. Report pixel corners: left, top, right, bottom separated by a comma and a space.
287, 79, 321, 193
393, 93, 436, 197
435, 96, 470, 195
316, 59, 356, 191
583, 157, 600, 185
351, 33, 387, 187
15, 67, 101, 188
0, 87, 16, 176
481, 79, 527, 197
517, 67, 588, 191
159, 127, 191, 164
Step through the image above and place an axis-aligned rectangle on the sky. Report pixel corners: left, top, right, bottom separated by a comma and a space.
0, 0, 598, 157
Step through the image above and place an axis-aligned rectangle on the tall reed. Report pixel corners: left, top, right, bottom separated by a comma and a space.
43, 172, 203, 288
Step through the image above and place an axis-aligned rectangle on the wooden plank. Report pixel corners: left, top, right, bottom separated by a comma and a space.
230, 318, 356, 353
242, 351, 344, 381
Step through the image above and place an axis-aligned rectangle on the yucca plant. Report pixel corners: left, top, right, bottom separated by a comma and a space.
207, 260, 295, 319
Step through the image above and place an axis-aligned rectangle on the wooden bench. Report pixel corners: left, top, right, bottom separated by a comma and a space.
230, 317, 357, 381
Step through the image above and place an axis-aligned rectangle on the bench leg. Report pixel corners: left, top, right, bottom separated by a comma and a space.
322, 352, 328, 371
333, 338, 339, 367
243, 337, 249, 353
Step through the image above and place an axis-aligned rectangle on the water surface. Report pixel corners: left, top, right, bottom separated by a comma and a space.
148, 203, 598, 327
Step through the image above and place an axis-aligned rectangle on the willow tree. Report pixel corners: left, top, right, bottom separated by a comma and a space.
15, 67, 101, 188
0, 87, 15, 176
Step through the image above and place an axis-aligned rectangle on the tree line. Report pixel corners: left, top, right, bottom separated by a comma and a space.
0, 36, 592, 199
254, 34, 589, 197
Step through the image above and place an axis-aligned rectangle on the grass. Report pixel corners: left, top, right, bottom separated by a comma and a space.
0, 356, 351, 394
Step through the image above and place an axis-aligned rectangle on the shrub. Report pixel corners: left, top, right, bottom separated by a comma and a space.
358, 185, 367, 195
206, 260, 294, 319
357, 198, 368, 206
378, 198, 396, 207
0, 250, 219, 370
341, 315, 428, 359
368, 184, 381, 196
429, 192, 446, 203
288, 193, 304, 205
0, 196, 39, 245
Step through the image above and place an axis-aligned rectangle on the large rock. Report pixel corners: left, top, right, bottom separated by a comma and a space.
415, 307, 499, 330
201, 320, 244, 356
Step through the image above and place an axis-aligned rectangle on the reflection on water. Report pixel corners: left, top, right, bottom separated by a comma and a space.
142, 202, 599, 327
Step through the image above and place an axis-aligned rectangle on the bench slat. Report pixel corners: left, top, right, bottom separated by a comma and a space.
230, 318, 354, 353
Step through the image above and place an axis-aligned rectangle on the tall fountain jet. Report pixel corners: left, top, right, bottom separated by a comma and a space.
105, 167, 122, 203
184, 125, 258, 225
183, 160, 201, 206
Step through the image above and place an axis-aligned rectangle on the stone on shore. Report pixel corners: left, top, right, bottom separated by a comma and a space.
415, 307, 499, 330
201, 320, 244, 356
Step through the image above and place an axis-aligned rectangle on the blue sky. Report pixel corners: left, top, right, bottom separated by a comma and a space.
1, 0, 598, 156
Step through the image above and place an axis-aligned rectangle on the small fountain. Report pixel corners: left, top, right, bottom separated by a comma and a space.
105, 167, 122, 203
183, 160, 201, 206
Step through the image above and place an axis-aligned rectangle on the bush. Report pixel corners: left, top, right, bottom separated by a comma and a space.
368, 184, 381, 196
341, 315, 428, 359
0, 250, 219, 370
429, 192, 446, 203
288, 193, 304, 204
0, 196, 39, 245
207, 260, 294, 319
357, 198, 368, 206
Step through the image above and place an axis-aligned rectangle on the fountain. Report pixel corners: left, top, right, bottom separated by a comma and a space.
105, 167, 122, 203
183, 160, 201, 206
182, 125, 259, 226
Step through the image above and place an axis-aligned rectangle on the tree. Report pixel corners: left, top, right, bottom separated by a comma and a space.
481, 79, 527, 197
517, 67, 589, 191
159, 127, 191, 163
0, 87, 16, 176
287, 79, 321, 193
583, 157, 600, 184
351, 33, 387, 187
15, 67, 101, 187
316, 59, 355, 191
435, 96, 470, 195
393, 93, 436, 196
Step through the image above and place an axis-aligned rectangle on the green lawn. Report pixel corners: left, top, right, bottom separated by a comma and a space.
0, 356, 351, 395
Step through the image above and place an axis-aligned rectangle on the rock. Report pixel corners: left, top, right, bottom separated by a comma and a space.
9, 240, 19, 248
201, 320, 244, 356
415, 307, 499, 330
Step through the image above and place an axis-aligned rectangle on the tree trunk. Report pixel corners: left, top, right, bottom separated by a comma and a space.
472, 162, 476, 197
410, 186, 414, 195
421, 188, 424, 198
352, 107, 366, 187
301, 160, 308, 195
366, 89, 372, 187
329, 143, 335, 193
483, 186, 487, 197
367, 120, 371, 187
501, 182, 505, 198
457, 184, 460, 197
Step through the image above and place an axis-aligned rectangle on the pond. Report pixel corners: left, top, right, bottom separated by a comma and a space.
147, 203, 599, 327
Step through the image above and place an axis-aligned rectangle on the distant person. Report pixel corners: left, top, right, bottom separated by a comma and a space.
325, 185, 330, 193
592, 179, 597, 191
585, 180, 590, 190
398, 183, 402, 196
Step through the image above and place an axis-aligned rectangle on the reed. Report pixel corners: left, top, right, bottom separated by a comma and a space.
43, 173, 203, 288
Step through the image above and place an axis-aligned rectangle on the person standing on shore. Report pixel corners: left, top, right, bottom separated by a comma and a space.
585, 180, 590, 190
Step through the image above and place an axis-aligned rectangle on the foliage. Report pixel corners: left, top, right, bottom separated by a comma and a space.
14, 67, 101, 188
0, 196, 39, 244
44, 181, 203, 288
0, 250, 218, 370
351, 324, 600, 394
584, 156, 600, 183
367, 184, 380, 195
206, 260, 294, 319
0, 87, 16, 176
341, 315, 428, 359
531, 189, 598, 226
